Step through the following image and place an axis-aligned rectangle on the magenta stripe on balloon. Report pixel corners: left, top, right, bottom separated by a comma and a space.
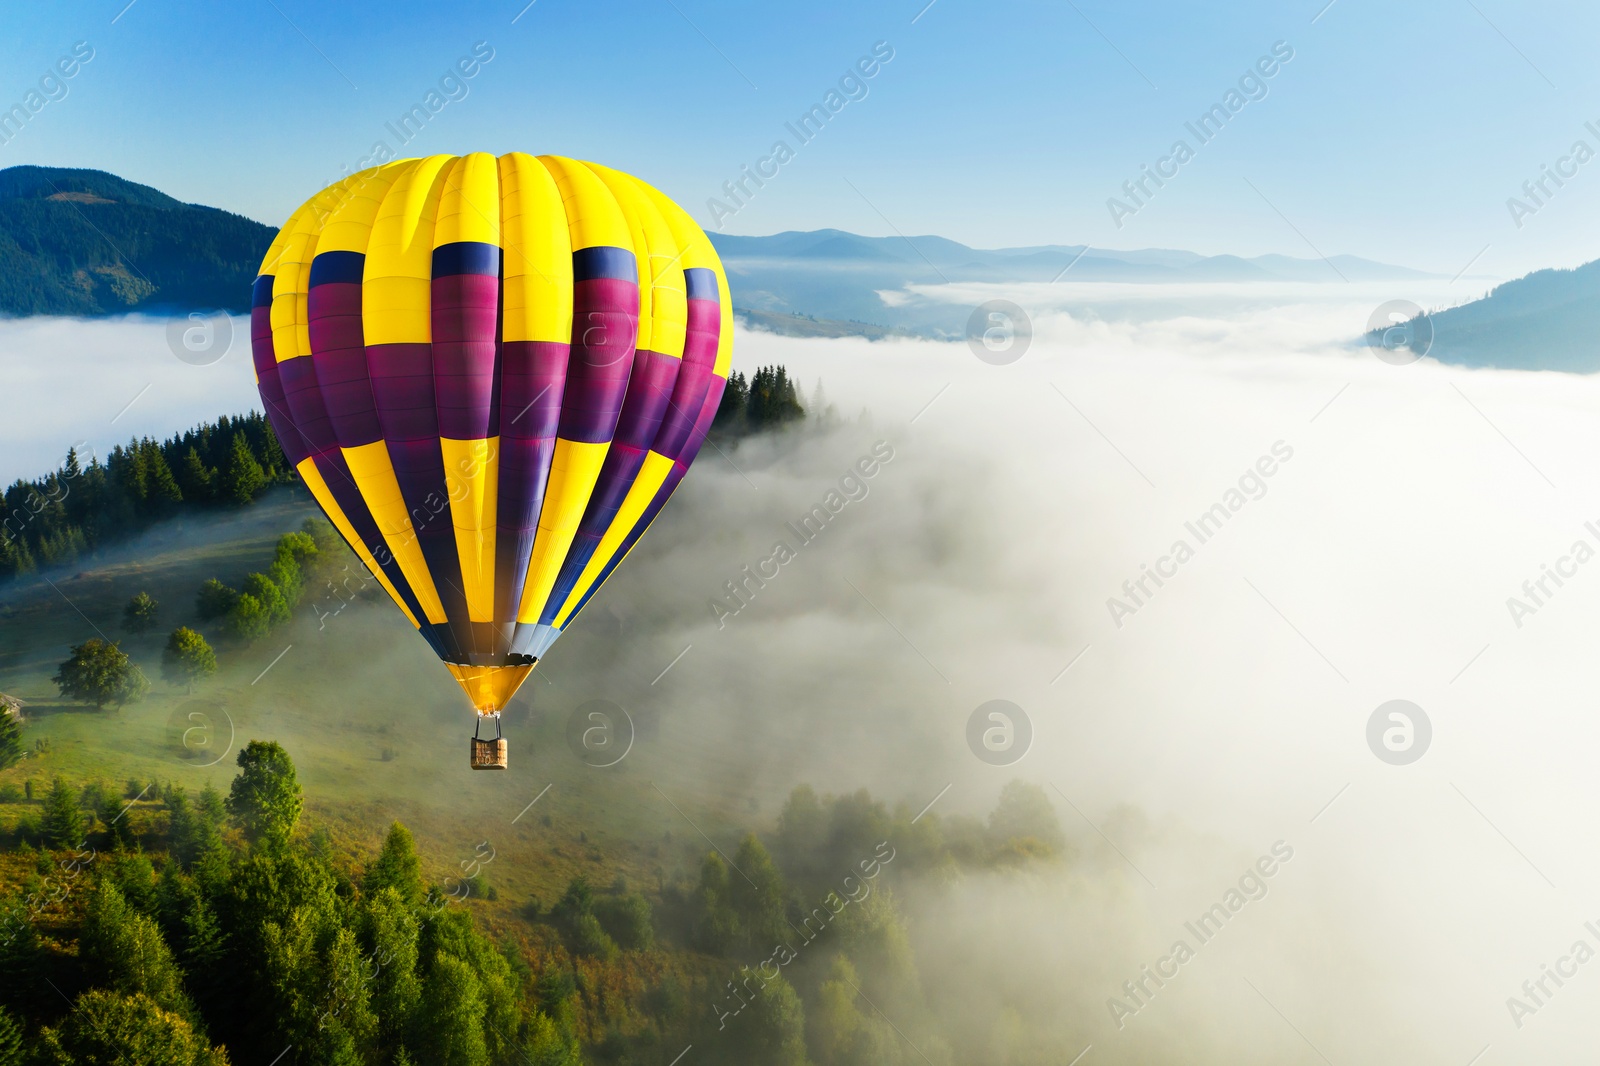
559, 276, 639, 444
250, 277, 310, 469
380, 434, 474, 653
653, 296, 721, 462
432, 272, 501, 440
538, 347, 683, 623
560, 372, 728, 626
537, 344, 681, 617
309, 281, 384, 450
279, 355, 339, 461
494, 340, 569, 624
367, 344, 440, 441
366, 340, 474, 651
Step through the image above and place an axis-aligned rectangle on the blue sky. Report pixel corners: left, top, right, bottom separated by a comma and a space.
2, 0, 1597, 277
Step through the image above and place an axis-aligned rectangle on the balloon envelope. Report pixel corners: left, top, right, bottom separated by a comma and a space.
250, 154, 732, 713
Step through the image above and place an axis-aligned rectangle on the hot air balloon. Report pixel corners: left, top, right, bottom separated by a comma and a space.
249, 154, 732, 769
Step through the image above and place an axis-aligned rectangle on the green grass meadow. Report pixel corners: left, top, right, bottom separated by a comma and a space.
0, 488, 757, 923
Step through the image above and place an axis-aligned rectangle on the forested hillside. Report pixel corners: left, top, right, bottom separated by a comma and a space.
0, 738, 1067, 1065
1396, 256, 1600, 371
0, 363, 810, 585
0, 413, 289, 581
0, 166, 275, 316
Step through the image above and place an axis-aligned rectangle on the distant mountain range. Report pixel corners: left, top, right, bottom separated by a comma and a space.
3, 165, 1589, 375
711, 228, 1435, 283
709, 228, 1439, 338
1381, 259, 1600, 373
0, 166, 273, 316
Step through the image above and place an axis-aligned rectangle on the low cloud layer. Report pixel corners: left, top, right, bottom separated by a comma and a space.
0, 312, 258, 483
13, 283, 1600, 1062
602, 285, 1600, 1064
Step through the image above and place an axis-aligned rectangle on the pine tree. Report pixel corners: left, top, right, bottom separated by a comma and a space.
219, 432, 265, 504
0, 891, 42, 1011
747, 365, 805, 429
364, 822, 423, 903
713, 370, 749, 433
692, 852, 739, 954
81, 881, 196, 1020
167, 787, 223, 866
0, 535, 32, 580
225, 740, 303, 848
141, 441, 183, 512
0, 1003, 23, 1066
729, 834, 789, 951
0, 709, 20, 773
42, 777, 85, 849
414, 953, 489, 1066
34, 990, 225, 1065
177, 447, 214, 503
180, 895, 227, 976
361, 886, 422, 1054
260, 420, 290, 480
99, 791, 136, 850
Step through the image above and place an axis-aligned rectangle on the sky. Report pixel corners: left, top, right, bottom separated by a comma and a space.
2, 0, 1599, 278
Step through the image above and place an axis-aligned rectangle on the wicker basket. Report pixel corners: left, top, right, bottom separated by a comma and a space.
470, 737, 507, 770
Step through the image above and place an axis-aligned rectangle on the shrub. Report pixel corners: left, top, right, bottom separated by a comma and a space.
195, 579, 239, 621
241, 573, 289, 627
571, 912, 619, 961
595, 892, 655, 952
277, 531, 318, 563
52, 639, 149, 709
267, 555, 302, 607
161, 628, 217, 692
221, 594, 270, 641
121, 592, 160, 634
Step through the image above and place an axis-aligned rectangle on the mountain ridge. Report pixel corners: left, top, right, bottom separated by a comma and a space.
707, 227, 1434, 283
1374, 258, 1600, 372
0, 165, 275, 316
